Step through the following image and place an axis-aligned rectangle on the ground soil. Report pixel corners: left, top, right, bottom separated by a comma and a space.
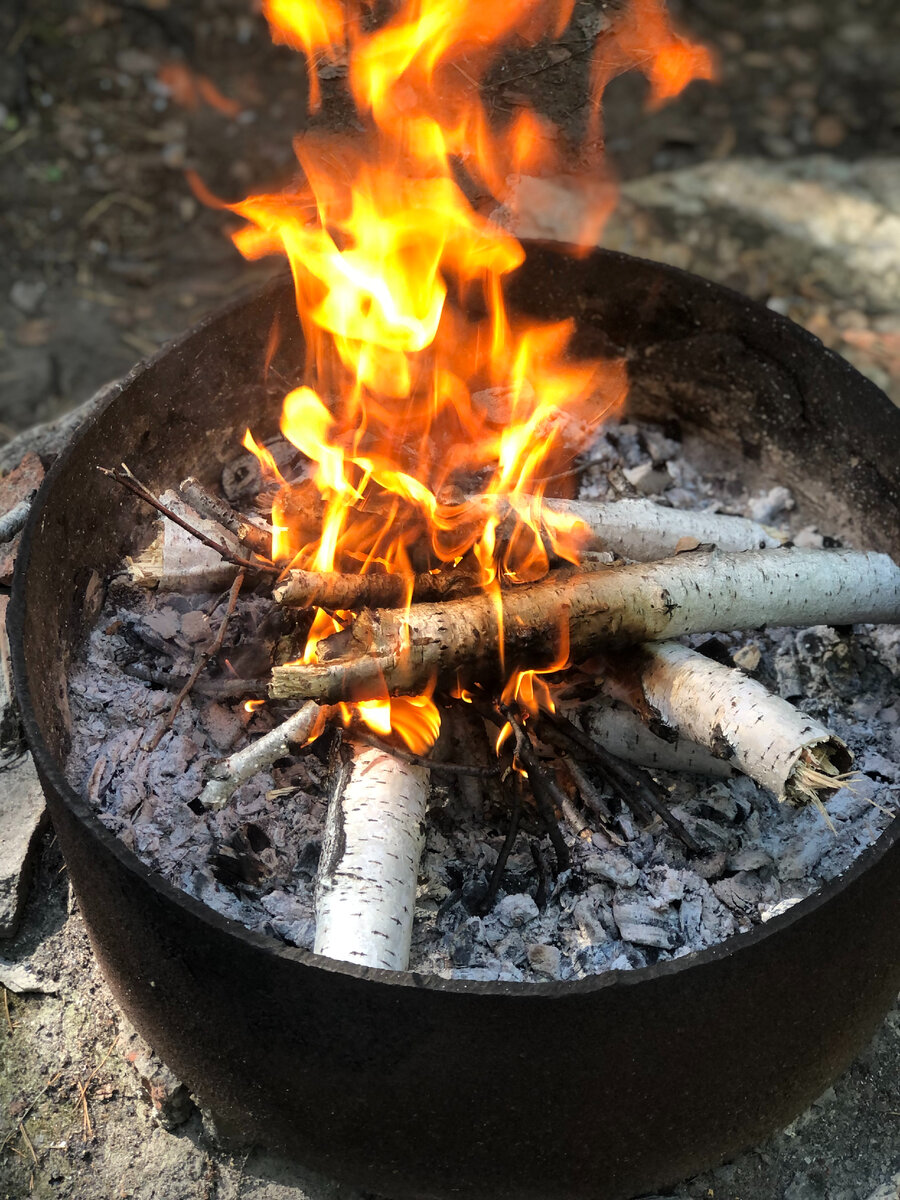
1, 0, 899, 1196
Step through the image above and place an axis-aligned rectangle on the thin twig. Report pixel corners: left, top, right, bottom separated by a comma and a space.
479, 773, 522, 915
500, 705, 571, 873
144, 570, 246, 751
2, 986, 12, 1034
544, 711, 701, 853
17, 1122, 37, 1165
99, 465, 277, 574
353, 731, 500, 778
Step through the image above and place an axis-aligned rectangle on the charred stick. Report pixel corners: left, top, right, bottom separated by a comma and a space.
179, 476, 272, 557
314, 740, 429, 970
619, 642, 853, 806
270, 548, 900, 704
479, 773, 523, 916
353, 731, 499, 778
538, 724, 615, 823
100, 465, 278, 575
273, 564, 477, 610
500, 706, 570, 873
144, 570, 246, 752
121, 661, 266, 700
543, 711, 700, 853
199, 701, 333, 810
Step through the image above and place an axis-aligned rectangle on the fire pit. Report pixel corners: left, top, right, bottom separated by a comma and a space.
10, 244, 900, 1200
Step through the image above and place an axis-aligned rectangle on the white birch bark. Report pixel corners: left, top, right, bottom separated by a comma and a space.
478, 495, 784, 560
127, 491, 240, 591
580, 700, 732, 777
270, 548, 900, 703
636, 642, 851, 804
314, 743, 428, 970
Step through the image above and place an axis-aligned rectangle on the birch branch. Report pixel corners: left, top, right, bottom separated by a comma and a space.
179, 476, 272, 558
630, 642, 852, 805
474, 495, 784, 560
273, 564, 476, 610
579, 698, 732, 777
314, 742, 429, 970
198, 701, 331, 810
270, 548, 900, 703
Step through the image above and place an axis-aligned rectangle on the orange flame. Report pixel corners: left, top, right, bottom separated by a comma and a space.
224, 0, 713, 753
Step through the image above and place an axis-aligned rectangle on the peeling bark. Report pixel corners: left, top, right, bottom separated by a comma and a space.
634, 642, 852, 804
270, 548, 900, 703
314, 742, 429, 970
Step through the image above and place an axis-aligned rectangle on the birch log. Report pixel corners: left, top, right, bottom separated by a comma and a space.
314, 743, 429, 970
632, 642, 851, 804
580, 700, 732, 777
270, 548, 900, 703
478, 495, 784, 560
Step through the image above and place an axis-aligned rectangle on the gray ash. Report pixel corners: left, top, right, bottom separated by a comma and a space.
65, 417, 900, 982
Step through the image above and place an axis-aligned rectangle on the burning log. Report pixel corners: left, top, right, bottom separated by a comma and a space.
270, 548, 900, 703
178, 476, 271, 558
482, 495, 785, 560
273, 564, 476, 610
621, 642, 853, 805
198, 701, 330, 810
314, 742, 429, 970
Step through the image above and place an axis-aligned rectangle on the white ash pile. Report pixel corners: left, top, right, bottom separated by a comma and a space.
65, 415, 900, 982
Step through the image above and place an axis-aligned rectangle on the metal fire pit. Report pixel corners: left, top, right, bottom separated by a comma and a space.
9, 245, 900, 1200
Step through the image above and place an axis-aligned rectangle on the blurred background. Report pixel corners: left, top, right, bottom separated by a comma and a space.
0, 0, 897, 445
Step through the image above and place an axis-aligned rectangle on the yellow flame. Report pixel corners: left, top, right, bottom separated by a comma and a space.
213, 0, 714, 752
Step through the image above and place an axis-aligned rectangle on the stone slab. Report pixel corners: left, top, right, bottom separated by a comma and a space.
0, 752, 49, 938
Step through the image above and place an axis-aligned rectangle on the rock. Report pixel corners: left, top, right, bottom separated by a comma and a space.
616, 156, 900, 315
0, 957, 60, 994
120, 1022, 195, 1130
525, 943, 561, 977
865, 1171, 900, 1200
0, 754, 49, 938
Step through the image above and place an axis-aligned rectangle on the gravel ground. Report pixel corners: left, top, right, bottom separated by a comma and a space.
1, 0, 899, 1196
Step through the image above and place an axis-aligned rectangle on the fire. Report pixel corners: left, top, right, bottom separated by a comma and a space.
216, 0, 713, 753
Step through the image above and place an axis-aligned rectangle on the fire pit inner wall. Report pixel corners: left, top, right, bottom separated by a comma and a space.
10, 246, 900, 1200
